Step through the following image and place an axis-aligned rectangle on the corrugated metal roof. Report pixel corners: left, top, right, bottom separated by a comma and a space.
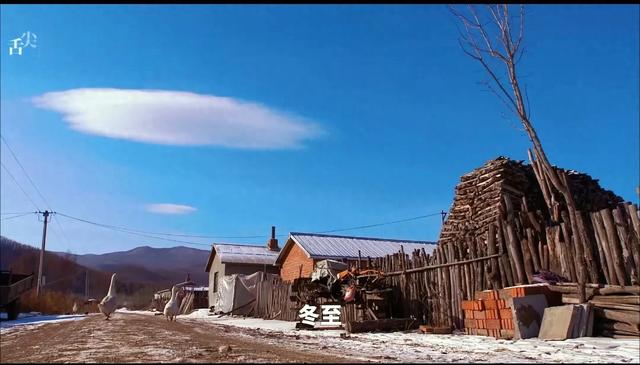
214, 243, 280, 265
289, 232, 437, 260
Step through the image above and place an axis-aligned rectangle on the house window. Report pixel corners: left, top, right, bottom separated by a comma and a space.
213, 272, 218, 293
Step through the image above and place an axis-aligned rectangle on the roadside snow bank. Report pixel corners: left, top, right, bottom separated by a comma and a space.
0, 312, 87, 334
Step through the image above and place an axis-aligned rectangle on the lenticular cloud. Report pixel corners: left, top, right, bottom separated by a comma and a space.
145, 203, 197, 215
32, 88, 322, 149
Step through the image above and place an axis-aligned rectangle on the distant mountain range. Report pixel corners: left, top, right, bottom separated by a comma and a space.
1, 236, 210, 290
0, 235, 138, 299
58, 245, 210, 287
1, 236, 210, 309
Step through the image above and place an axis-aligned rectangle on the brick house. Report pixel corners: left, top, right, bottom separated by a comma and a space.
275, 232, 437, 282
204, 227, 280, 307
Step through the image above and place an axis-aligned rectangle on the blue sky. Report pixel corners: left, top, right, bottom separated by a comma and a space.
1, 5, 638, 255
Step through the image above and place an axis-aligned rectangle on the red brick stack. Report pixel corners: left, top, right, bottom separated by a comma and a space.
461, 284, 562, 339
462, 290, 514, 339
500, 284, 562, 306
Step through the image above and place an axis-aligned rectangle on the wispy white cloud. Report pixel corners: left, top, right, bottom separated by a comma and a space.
145, 203, 197, 215
32, 88, 323, 149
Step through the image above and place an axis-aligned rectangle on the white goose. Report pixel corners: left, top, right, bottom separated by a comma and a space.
98, 273, 118, 320
163, 285, 181, 322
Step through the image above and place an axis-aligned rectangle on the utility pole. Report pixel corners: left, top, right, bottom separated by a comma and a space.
36, 210, 52, 297
440, 210, 448, 224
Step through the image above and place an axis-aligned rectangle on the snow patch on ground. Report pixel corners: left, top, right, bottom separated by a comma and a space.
116, 308, 155, 315
0, 312, 87, 334
184, 309, 302, 333
171, 309, 638, 363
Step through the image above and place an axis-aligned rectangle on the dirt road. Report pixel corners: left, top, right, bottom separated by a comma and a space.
0, 312, 360, 363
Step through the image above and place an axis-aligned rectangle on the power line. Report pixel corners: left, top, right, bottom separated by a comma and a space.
49, 214, 73, 248
56, 213, 212, 247
1, 135, 72, 249
57, 211, 443, 240
55, 211, 443, 249
43, 269, 85, 288
57, 212, 279, 240
1, 161, 41, 211
0, 212, 36, 221
1, 136, 53, 208
317, 212, 443, 234
1, 212, 36, 215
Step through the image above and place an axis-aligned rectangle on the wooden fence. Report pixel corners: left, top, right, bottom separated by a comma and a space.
254, 275, 298, 321
245, 198, 638, 331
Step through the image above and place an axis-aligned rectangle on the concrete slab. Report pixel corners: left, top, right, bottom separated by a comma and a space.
538, 305, 579, 340
510, 294, 548, 340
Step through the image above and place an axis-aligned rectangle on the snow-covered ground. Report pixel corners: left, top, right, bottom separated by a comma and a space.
170, 309, 639, 363
5, 309, 638, 363
0, 312, 87, 334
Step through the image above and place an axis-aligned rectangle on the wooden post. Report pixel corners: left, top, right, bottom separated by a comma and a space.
612, 207, 638, 285
626, 204, 640, 239
560, 209, 586, 303
600, 208, 628, 285
502, 194, 526, 284
575, 211, 599, 283
497, 219, 515, 286
486, 223, 502, 289
559, 221, 577, 282
591, 212, 612, 284
592, 212, 618, 285
525, 228, 541, 272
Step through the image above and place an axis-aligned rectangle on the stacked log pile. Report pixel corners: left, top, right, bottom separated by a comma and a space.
368, 157, 638, 335
439, 157, 541, 246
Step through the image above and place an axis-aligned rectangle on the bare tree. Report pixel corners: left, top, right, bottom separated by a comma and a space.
450, 5, 590, 300
449, 4, 576, 214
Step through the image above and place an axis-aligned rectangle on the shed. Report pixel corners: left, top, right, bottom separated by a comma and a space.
204, 227, 281, 307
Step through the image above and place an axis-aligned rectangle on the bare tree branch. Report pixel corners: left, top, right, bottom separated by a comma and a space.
515, 5, 525, 51
524, 84, 531, 120
450, 5, 518, 111
481, 80, 518, 117
450, 4, 573, 207
471, 5, 508, 61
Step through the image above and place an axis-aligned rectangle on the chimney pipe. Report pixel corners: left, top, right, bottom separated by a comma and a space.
268, 226, 279, 251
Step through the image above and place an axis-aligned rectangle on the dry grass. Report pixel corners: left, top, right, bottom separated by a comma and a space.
19, 289, 153, 314
20, 290, 97, 315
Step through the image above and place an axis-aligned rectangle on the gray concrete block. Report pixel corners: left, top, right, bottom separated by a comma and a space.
511, 294, 548, 340
538, 305, 579, 340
